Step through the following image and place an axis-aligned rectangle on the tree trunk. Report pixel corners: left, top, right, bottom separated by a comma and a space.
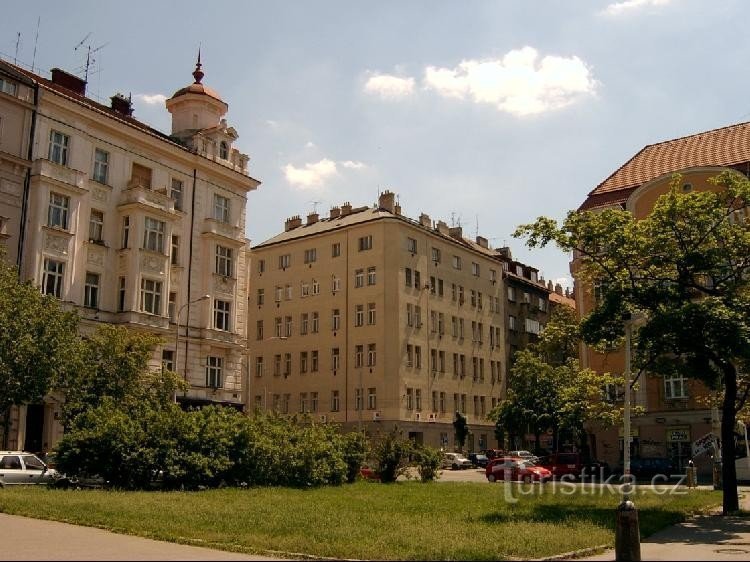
722, 364, 739, 514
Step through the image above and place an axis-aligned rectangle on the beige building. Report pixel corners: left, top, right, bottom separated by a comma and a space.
0, 55, 259, 452
247, 192, 507, 450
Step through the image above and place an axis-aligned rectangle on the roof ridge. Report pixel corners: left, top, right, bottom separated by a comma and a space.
641, 120, 750, 150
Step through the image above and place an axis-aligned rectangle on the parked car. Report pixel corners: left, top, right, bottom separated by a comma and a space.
537, 453, 611, 481
467, 453, 490, 468
0, 451, 61, 487
482, 449, 505, 460
359, 464, 380, 481
507, 450, 540, 463
613, 457, 674, 480
486, 456, 552, 483
442, 452, 473, 470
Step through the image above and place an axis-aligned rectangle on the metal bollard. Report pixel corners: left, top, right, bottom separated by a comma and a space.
686, 461, 697, 489
615, 499, 641, 562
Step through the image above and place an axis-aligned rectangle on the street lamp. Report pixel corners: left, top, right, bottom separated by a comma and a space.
174, 294, 211, 398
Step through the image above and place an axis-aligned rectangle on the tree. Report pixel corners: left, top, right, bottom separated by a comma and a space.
0, 254, 81, 447
453, 411, 469, 451
515, 172, 750, 514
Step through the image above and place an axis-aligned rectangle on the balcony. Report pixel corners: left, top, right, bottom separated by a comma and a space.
118, 181, 175, 216
202, 218, 243, 242
33, 159, 86, 192
113, 310, 170, 331
201, 327, 243, 346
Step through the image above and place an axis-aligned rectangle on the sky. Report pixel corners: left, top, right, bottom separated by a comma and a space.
3, 0, 749, 289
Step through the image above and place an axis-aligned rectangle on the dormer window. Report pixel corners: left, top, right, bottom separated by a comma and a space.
220, 141, 229, 160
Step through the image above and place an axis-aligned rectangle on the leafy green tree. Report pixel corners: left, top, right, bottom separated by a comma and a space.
0, 254, 81, 447
413, 445, 443, 482
515, 172, 750, 514
453, 412, 469, 451
372, 426, 414, 483
339, 430, 369, 483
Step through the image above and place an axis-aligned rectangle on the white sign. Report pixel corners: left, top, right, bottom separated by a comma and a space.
692, 433, 718, 458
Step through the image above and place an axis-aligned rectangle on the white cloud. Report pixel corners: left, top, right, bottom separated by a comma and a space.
363, 73, 416, 99
265, 119, 279, 128
305, 141, 316, 148
423, 47, 597, 116
135, 93, 167, 105
283, 159, 338, 188
341, 160, 365, 169
601, 0, 673, 16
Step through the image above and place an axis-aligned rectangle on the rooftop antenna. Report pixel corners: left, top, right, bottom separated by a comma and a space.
475, 215, 479, 239
74, 33, 108, 84
310, 200, 322, 214
14, 32, 20, 65
31, 17, 40, 73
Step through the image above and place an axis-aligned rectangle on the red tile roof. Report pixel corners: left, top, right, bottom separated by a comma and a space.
580, 121, 750, 210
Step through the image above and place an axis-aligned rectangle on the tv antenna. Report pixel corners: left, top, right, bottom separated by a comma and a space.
14, 32, 20, 65
309, 200, 322, 214
74, 33, 108, 83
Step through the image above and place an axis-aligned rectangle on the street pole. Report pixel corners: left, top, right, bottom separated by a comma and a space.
616, 312, 641, 562
174, 294, 210, 402
711, 391, 723, 490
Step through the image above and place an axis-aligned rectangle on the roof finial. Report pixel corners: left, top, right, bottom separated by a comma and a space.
193, 46, 204, 84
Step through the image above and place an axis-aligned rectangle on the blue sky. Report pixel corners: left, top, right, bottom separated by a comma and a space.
3, 0, 749, 288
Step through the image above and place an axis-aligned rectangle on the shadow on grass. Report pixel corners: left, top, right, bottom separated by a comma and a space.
479, 504, 689, 538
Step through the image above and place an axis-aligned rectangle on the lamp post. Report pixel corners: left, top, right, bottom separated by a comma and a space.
174, 294, 210, 401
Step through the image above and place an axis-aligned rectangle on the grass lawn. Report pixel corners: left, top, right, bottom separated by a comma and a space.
0, 482, 720, 560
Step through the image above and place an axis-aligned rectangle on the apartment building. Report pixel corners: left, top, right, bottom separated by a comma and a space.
247, 192, 507, 450
0, 55, 259, 452
575, 121, 750, 476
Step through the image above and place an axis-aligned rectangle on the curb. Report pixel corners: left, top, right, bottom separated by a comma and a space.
533, 544, 609, 561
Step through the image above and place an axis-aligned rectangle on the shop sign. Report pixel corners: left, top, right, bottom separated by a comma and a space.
668, 428, 690, 442
692, 433, 718, 457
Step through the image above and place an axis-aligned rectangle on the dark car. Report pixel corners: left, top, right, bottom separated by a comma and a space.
482, 449, 505, 460
613, 457, 674, 480
467, 453, 490, 468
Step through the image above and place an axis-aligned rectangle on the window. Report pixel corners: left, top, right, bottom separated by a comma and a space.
118, 277, 126, 312
459, 318, 465, 339
525, 318, 540, 334
143, 217, 165, 253
471, 262, 480, 277
299, 393, 308, 413
257, 288, 265, 306
523, 292, 531, 304
88, 210, 104, 242
406, 344, 414, 367
355, 269, 364, 288
285, 284, 293, 300
461, 394, 467, 413
274, 286, 283, 302
213, 299, 231, 331
507, 286, 516, 301
430, 276, 436, 295
331, 390, 340, 412
279, 254, 291, 269
301, 282, 310, 297
431, 349, 437, 372
438, 279, 444, 297
355, 345, 364, 368
121, 216, 130, 249
332, 277, 341, 292
300, 313, 308, 335
285, 315, 293, 337
665, 375, 687, 399
490, 269, 497, 283
213, 194, 230, 223
140, 278, 162, 315
215, 245, 233, 277
538, 297, 547, 312
311, 350, 319, 371
284, 353, 292, 376
440, 392, 446, 413
358, 235, 372, 251
42, 259, 64, 297
355, 388, 363, 411
415, 389, 422, 411
414, 270, 421, 290
47, 192, 69, 229
258, 259, 265, 274
162, 350, 174, 372
93, 148, 109, 184
169, 292, 177, 322
415, 346, 422, 369
367, 267, 376, 285
311, 392, 319, 412
431, 247, 441, 263
171, 235, 180, 265
458, 285, 464, 305
355, 304, 364, 327
312, 279, 320, 295
206, 356, 223, 388
406, 388, 414, 410
274, 354, 282, 376
304, 248, 317, 264
256, 320, 264, 340
219, 141, 229, 159
438, 313, 444, 335
0, 77, 17, 95
48, 130, 69, 166
405, 268, 412, 287
415, 305, 422, 328
367, 344, 376, 367
84, 272, 100, 308
171, 179, 184, 211
332, 243, 341, 257
453, 255, 462, 270
368, 388, 377, 410
312, 312, 319, 333
516, 265, 523, 276
471, 289, 476, 308
131, 163, 152, 188
332, 348, 340, 371
452, 316, 458, 337
367, 302, 376, 325
406, 303, 413, 327
509, 315, 517, 331
332, 309, 341, 331
407, 237, 417, 253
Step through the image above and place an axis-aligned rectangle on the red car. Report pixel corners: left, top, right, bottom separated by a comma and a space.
538, 453, 584, 480
485, 456, 552, 483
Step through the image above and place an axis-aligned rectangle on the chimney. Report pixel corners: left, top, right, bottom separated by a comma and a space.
555, 283, 563, 295
284, 215, 302, 231
497, 246, 512, 260
110, 93, 134, 117
475, 236, 488, 249
341, 202, 352, 216
50, 68, 87, 96
329, 206, 341, 219
547, 280, 554, 291
394, 203, 402, 216
436, 220, 450, 235
306, 212, 319, 226
419, 213, 431, 228
378, 190, 396, 213
448, 226, 463, 240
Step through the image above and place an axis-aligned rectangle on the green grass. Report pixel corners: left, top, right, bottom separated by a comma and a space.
0, 483, 720, 560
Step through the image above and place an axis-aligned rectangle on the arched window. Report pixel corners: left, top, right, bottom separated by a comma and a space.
220, 141, 229, 159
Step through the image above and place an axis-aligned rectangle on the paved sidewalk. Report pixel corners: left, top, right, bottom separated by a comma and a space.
0, 514, 282, 561
578, 489, 750, 561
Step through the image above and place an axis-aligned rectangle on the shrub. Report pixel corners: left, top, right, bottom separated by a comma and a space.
414, 445, 442, 482
340, 431, 369, 483
372, 427, 413, 483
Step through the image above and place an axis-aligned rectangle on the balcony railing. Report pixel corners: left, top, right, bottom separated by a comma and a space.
119, 181, 175, 213
33, 159, 86, 191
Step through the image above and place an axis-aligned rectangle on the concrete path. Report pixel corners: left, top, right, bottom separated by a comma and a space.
578, 489, 750, 561
0, 514, 282, 561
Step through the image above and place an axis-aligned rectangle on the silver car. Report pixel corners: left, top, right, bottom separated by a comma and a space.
0, 451, 60, 487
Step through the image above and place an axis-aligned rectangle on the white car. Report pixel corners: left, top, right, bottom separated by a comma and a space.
442, 452, 473, 470
508, 450, 540, 462
0, 451, 60, 487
